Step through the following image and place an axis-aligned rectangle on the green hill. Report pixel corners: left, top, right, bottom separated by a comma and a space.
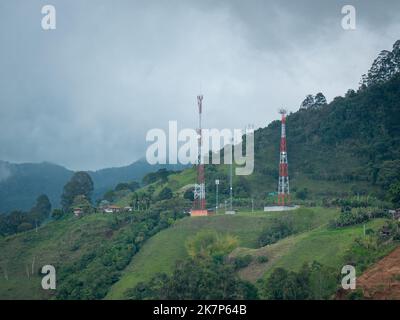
106, 207, 395, 300
0, 200, 188, 300
0, 213, 122, 299
1, 41, 400, 300
106, 207, 338, 299
235, 219, 389, 283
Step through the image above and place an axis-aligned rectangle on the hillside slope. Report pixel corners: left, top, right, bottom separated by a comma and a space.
0, 159, 184, 213
249, 73, 400, 200
106, 207, 338, 299
0, 213, 125, 299
353, 246, 400, 299
235, 219, 388, 283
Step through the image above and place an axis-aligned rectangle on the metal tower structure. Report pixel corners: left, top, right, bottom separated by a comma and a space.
229, 150, 233, 211
278, 109, 290, 206
225, 137, 236, 215
192, 95, 207, 216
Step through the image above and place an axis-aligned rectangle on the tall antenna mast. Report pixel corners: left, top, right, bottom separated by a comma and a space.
225, 136, 236, 215
230, 137, 233, 211
191, 95, 207, 216
278, 109, 290, 206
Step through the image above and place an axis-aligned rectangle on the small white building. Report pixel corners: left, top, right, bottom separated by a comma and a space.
103, 205, 122, 213
73, 207, 83, 217
264, 205, 299, 212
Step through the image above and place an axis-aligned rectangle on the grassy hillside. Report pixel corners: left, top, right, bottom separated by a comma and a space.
235, 219, 389, 283
1, 205, 391, 300
0, 213, 125, 299
0, 196, 190, 300
106, 207, 338, 299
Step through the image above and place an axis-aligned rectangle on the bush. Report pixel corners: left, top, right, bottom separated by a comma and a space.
347, 289, 365, 300
183, 188, 194, 201
258, 217, 294, 247
125, 258, 259, 300
263, 262, 338, 300
158, 187, 173, 201
296, 188, 309, 200
329, 207, 389, 228
233, 255, 253, 270
256, 256, 269, 263
186, 230, 238, 260
51, 209, 64, 220
17, 222, 33, 233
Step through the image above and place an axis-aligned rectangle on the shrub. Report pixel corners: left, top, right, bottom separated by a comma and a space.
330, 207, 389, 228
347, 289, 365, 300
263, 262, 338, 300
17, 222, 33, 233
258, 217, 294, 247
158, 187, 173, 201
125, 258, 259, 300
256, 255, 268, 263
186, 230, 238, 259
233, 255, 253, 270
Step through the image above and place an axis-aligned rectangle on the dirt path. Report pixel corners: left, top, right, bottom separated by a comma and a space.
356, 246, 400, 299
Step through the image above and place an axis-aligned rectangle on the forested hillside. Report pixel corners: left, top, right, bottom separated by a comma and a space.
0, 159, 185, 213
250, 72, 400, 199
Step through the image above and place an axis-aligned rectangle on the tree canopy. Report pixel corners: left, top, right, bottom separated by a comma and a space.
61, 171, 94, 212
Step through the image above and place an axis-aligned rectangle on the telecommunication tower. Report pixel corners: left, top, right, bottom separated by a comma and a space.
278, 109, 290, 206
191, 95, 207, 216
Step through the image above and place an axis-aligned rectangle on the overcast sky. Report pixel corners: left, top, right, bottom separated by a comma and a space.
0, 0, 399, 170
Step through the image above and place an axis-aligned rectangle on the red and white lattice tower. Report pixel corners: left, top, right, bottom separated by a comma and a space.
191, 95, 207, 216
278, 109, 290, 206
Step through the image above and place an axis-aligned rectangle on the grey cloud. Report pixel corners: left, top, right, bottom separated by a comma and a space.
0, 0, 399, 170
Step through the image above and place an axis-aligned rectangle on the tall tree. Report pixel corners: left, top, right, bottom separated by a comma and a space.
72, 195, 93, 215
30, 194, 52, 222
360, 40, 400, 87
300, 94, 315, 109
314, 92, 327, 107
61, 172, 94, 212
389, 181, 400, 206
158, 187, 173, 201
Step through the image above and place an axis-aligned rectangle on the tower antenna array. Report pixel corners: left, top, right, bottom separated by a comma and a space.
278, 109, 290, 206
191, 95, 207, 216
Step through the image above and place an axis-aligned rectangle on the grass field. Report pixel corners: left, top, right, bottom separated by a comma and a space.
234, 219, 388, 284
106, 207, 339, 299
0, 213, 131, 299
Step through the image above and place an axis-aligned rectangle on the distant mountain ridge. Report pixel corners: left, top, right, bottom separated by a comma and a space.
0, 159, 185, 213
